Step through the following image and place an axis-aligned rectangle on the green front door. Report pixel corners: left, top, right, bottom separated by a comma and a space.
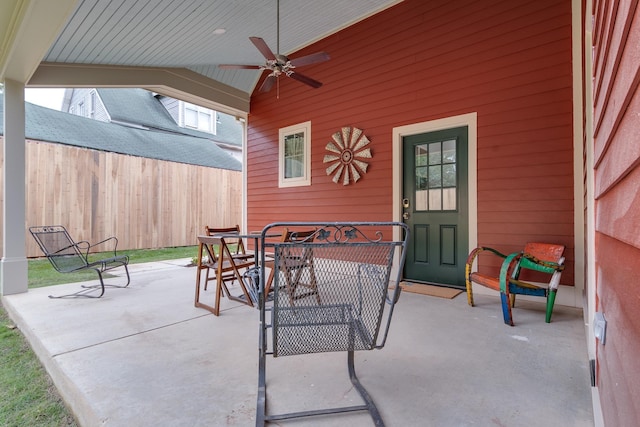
402, 127, 468, 287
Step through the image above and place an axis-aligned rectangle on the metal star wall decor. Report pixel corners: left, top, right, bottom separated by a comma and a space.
323, 127, 372, 185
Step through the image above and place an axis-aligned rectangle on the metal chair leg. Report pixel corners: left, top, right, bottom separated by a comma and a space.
256, 319, 268, 426
347, 349, 385, 427
257, 350, 385, 426
48, 264, 130, 298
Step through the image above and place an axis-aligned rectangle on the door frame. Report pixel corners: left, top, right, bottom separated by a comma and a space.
392, 113, 478, 277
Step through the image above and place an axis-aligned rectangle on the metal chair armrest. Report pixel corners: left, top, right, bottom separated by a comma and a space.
89, 236, 119, 255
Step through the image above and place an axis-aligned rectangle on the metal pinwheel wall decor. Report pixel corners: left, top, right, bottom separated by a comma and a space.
323, 127, 372, 185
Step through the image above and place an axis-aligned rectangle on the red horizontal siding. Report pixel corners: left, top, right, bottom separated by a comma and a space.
247, 0, 574, 284
592, 0, 640, 425
593, 0, 637, 143
596, 147, 640, 250
595, 234, 640, 426
594, 83, 640, 196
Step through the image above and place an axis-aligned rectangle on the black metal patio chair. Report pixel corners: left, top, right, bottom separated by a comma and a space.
257, 222, 409, 426
29, 225, 130, 298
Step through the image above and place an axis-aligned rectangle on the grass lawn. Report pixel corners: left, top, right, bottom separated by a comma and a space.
1, 245, 198, 425
28, 245, 198, 288
0, 302, 77, 426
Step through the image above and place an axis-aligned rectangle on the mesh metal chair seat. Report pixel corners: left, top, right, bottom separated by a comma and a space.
257, 222, 409, 426
29, 225, 130, 298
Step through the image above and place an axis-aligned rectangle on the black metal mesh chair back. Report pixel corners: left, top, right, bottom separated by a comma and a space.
30, 226, 87, 273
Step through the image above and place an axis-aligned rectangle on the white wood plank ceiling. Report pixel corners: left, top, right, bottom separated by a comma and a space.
42, 0, 402, 94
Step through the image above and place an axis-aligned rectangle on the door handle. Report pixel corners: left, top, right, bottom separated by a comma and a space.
403, 212, 410, 220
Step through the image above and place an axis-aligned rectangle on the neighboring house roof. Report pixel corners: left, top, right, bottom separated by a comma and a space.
0, 97, 242, 171
95, 88, 243, 148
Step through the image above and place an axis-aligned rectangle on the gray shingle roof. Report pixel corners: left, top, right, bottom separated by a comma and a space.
0, 96, 241, 171
98, 88, 178, 130
96, 88, 243, 147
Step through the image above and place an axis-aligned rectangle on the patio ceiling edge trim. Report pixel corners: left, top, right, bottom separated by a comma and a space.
0, 0, 77, 83
28, 62, 250, 115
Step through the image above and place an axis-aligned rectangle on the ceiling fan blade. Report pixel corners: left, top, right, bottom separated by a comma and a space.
289, 52, 330, 67
259, 75, 277, 92
249, 37, 276, 61
288, 72, 323, 89
218, 64, 262, 69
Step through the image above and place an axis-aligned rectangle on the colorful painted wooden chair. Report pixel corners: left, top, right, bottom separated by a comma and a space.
465, 243, 565, 326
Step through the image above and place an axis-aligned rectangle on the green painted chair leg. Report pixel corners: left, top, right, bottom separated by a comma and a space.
545, 290, 557, 323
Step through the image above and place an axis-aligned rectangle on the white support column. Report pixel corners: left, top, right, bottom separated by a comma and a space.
1, 79, 28, 295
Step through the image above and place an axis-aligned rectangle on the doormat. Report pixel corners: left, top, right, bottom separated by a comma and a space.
397, 282, 463, 299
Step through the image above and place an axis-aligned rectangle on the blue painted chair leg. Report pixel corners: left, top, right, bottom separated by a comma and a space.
500, 292, 514, 326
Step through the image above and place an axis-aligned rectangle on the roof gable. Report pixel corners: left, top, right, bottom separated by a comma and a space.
0, 97, 241, 171
95, 88, 243, 147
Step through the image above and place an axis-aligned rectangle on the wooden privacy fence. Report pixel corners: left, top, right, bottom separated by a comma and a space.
0, 139, 242, 258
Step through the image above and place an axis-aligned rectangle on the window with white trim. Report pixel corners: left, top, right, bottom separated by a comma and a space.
180, 101, 216, 134
279, 121, 311, 188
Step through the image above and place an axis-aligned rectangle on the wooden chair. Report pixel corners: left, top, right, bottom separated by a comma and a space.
194, 232, 255, 316
29, 225, 130, 298
465, 242, 565, 325
256, 222, 410, 426
264, 228, 319, 304
201, 225, 254, 291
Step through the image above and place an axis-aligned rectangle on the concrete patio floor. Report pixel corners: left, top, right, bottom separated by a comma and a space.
2, 259, 595, 427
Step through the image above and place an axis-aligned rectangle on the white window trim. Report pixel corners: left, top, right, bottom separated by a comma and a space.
279, 121, 312, 188
89, 90, 96, 118
178, 101, 216, 134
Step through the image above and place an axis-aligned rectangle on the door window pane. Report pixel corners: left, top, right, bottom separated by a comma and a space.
443, 188, 457, 210
428, 142, 441, 165
416, 190, 428, 210
415, 145, 428, 191
443, 164, 456, 187
443, 139, 456, 162
416, 145, 429, 166
429, 189, 442, 211
414, 139, 458, 211
428, 165, 441, 188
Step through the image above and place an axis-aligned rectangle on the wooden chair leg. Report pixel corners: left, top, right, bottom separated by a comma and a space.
213, 274, 223, 316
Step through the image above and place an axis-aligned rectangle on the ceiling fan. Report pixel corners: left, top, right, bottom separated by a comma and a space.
218, 0, 330, 93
